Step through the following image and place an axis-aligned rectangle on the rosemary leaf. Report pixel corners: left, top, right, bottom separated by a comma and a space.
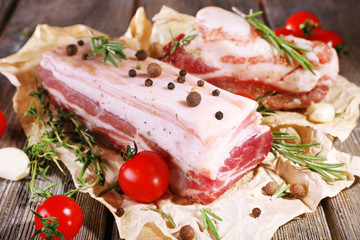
271, 181, 290, 200
146, 206, 176, 228
201, 208, 222, 240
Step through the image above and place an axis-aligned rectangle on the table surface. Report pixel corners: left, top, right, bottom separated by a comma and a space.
0, 0, 359, 239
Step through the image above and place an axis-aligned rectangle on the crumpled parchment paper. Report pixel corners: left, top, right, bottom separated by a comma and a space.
1, 6, 360, 240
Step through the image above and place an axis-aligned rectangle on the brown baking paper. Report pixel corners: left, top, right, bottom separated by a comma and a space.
1, 8, 360, 240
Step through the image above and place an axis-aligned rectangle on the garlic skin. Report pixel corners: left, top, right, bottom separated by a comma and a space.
0, 147, 30, 181
306, 103, 335, 123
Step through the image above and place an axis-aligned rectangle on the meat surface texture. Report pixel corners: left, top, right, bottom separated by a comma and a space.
160, 7, 339, 110
39, 40, 272, 204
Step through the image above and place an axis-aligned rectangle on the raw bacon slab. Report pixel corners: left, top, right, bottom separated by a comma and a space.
38, 40, 272, 204
160, 7, 339, 110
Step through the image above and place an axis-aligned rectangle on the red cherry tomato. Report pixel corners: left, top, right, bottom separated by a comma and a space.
274, 28, 294, 37
35, 195, 83, 240
0, 110, 6, 138
309, 29, 343, 48
285, 11, 321, 38
118, 151, 170, 203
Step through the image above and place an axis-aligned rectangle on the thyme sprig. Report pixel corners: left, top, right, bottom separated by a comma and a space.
169, 29, 198, 54
232, 8, 317, 74
145, 206, 176, 228
30, 210, 65, 240
270, 181, 290, 200
271, 132, 347, 182
87, 36, 127, 67
201, 208, 223, 240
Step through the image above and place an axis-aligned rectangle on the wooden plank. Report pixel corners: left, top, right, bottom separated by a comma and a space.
0, 0, 137, 239
0, 0, 17, 35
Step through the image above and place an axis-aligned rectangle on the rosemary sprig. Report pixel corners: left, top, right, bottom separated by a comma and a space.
271, 132, 347, 182
87, 36, 127, 67
255, 92, 276, 117
200, 208, 223, 240
232, 8, 317, 74
169, 29, 198, 54
146, 206, 176, 228
270, 181, 290, 200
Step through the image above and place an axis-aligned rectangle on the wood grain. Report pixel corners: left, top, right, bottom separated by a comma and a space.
0, 0, 17, 35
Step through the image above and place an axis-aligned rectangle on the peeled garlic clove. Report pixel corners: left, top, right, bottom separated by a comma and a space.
306, 103, 335, 123
0, 147, 30, 181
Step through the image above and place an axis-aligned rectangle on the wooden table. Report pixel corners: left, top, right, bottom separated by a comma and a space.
0, 0, 359, 239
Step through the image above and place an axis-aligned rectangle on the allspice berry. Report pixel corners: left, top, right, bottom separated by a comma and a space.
262, 181, 278, 196
66, 44, 78, 56
115, 207, 125, 217
290, 184, 306, 199
179, 225, 195, 240
186, 92, 201, 107
147, 63, 162, 77
135, 49, 147, 60
252, 208, 261, 218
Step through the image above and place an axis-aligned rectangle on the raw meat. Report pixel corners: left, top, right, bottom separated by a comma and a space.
160, 7, 339, 110
38, 40, 272, 204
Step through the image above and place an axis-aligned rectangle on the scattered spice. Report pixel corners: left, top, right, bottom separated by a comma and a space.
262, 181, 278, 196
66, 44, 78, 56
251, 208, 261, 218
179, 69, 187, 76
215, 111, 223, 120
147, 63, 162, 77
290, 184, 307, 199
77, 40, 84, 46
179, 225, 195, 240
135, 49, 147, 60
212, 89, 220, 96
186, 92, 201, 107
177, 76, 185, 83
197, 80, 205, 87
167, 82, 175, 90
145, 79, 153, 87
128, 69, 137, 77
82, 53, 88, 60
115, 207, 125, 217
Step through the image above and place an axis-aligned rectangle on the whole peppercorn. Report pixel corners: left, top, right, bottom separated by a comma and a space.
147, 63, 162, 77
290, 184, 306, 199
145, 78, 153, 87
215, 111, 223, 120
77, 40, 84, 46
212, 89, 220, 96
262, 181, 278, 196
135, 49, 147, 60
186, 92, 201, 107
177, 76, 185, 84
167, 82, 175, 90
128, 69, 137, 77
251, 208, 261, 218
197, 80, 205, 87
115, 207, 125, 217
179, 69, 187, 76
66, 44, 78, 56
179, 225, 195, 240
82, 53, 88, 60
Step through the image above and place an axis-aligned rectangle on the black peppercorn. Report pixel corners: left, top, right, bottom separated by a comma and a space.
66, 44, 77, 56
179, 69, 187, 76
197, 80, 204, 87
167, 82, 175, 90
177, 76, 185, 84
77, 40, 84, 46
252, 208, 261, 218
145, 78, 153, 87
212, 89, 220, 96
135, 49, 147, 60
115, 207, 125, 217
215, 111, 223, 120
128, 69, 137, 77
82, 53, 88, 60
186, 92, 201, 107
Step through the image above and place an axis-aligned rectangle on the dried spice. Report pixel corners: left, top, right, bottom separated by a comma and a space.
251, 208, 261, 218
262, 181, 278, 195
147, 63, 162, 77
215, 111, 223, 120
212, 89, 220, 96
179, 69, 187, 76
128, 69, 137, 77
290, 184, 307, 199
179, 225, 195, 240
186, 92, 201, 107
66, 44, 77, 56
135, 49, 147, 60
197, 80, 205, 87
145, 79, 153, 87
115, 207, 125, 217
167, 82, 175, 90
77, 40, 84, 46
177, 76, 185, 83
81, 53, 88, 60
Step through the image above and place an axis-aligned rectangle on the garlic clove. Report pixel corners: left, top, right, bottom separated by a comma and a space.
306, 103, 335, 123
0, 147, 30, 181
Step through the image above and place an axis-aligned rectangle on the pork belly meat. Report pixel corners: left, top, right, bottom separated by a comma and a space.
38, 40, 272, 204
160, 7, 339, 110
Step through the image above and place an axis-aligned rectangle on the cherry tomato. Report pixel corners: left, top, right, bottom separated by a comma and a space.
0, 110, 6, 138
274, 28, 294, 37
285, 11, 321, 38
35, 195, 83, 240
118, 151, 170, 203
310, 30, 348, 56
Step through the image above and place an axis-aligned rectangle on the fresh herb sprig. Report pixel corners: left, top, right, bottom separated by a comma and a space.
271, 132, 347, 182
87, 36, 127, 67
201, 208, 223, 240
30, 210, 65, 240
169, 29, 198, 54
270, 181, 290, 200
145, 206, 176, 228
232, 8, 317, 74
